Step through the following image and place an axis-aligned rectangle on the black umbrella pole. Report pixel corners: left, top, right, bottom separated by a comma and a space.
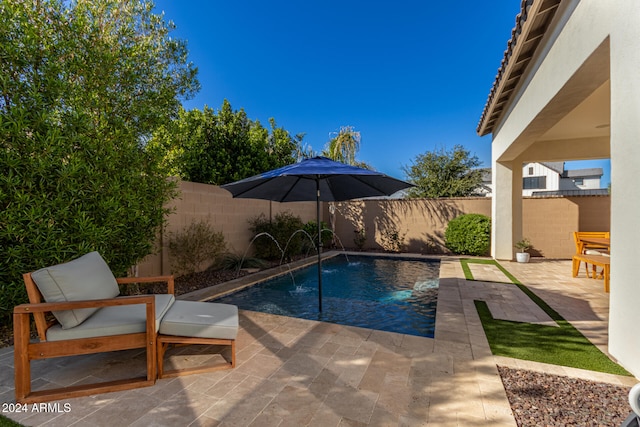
317, 181, 322, 312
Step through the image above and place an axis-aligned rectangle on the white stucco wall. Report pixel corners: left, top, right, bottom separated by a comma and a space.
608, 0, 640, 380
522, 162, 560, 196
489, 0, 640, 378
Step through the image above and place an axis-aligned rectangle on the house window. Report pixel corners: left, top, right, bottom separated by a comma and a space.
523, 176, 546, 189
574, 178, 584, 185
528, 167, 534, 175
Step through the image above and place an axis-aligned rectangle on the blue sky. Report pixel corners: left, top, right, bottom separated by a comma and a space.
153, 1, 610, 186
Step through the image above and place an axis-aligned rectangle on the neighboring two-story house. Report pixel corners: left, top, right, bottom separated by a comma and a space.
477, 162, 605, 197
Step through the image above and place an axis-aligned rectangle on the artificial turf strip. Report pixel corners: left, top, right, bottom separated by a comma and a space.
0, 415, 23, 427
462, 258, 631, 376
460, 258, 520, 284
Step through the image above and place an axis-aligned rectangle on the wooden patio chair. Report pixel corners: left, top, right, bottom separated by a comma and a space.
573, 231, 610, 278
13, 252, 175, 403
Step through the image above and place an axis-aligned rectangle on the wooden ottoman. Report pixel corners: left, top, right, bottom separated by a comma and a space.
157, 301, 238, 378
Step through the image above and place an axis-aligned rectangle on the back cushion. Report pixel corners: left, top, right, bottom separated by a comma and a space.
31, 252, 120, 329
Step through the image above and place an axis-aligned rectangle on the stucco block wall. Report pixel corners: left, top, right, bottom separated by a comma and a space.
137, 181, 610, 275
137, 181, 316, 276
571, 195, 611, 231
331, 198, 491, 254
332, 196, 609, 259
523, 197, 579, 257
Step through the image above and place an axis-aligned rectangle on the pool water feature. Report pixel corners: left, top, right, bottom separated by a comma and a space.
213, 255, 440, 338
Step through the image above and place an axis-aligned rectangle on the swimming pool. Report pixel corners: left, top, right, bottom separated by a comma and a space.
213, 255, 440, 338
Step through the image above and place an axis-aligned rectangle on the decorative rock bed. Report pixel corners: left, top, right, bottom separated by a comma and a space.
499, 366, 633, 427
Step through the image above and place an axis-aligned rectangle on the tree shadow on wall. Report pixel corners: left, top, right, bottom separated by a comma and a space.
334, 198, 470, 254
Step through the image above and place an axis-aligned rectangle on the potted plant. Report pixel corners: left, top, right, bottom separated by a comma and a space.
515, 238, 532, 263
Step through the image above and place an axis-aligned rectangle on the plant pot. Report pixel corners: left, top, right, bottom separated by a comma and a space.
516, 252, 530, 263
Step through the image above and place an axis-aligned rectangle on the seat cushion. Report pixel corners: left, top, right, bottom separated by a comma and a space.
31, 252, 120, 329
45, 294, 175, 341
585, 249, 610, 257
159, 301, 238, 340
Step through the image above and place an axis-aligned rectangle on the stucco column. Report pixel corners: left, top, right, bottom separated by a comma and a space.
492, 159, 523, 260
608, 0, 640, 378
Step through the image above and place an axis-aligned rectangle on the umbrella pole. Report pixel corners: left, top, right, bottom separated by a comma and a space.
316, 180, 322, 312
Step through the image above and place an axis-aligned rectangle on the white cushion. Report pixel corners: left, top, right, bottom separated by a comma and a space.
159, 301, 238, 340
31, 252, 120, 329
45, 294, 175, 341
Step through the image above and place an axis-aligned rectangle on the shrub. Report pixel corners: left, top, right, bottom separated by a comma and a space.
219, 253, 268, 271
444, 214, 491, 256
379, 225, 407, 252
515, 238, 532, 252
353, 228, 367, 251
248, 212, 305, 260
167, 219, 227, 276
0, 0, 193, 323
302, 220, 332, 251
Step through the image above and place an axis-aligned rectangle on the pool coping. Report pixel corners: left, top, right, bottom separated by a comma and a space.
178, 251, 451, 303
177, 252, 638, 387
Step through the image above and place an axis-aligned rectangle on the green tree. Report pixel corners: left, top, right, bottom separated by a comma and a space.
147, 100, 304, 184
403, 145, 483, 198
0, 0, 197, 321
323, 126, 372, 169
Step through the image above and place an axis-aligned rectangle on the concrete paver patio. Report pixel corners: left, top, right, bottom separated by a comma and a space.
1, 256, 636, 426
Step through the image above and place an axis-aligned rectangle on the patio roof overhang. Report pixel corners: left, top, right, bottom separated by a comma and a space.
476, 0, 562, 137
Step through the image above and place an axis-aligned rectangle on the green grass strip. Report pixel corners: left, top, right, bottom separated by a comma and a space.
461, 258, 631, 376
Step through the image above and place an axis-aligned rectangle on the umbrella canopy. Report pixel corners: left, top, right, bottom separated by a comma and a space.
221, 156, 414, 311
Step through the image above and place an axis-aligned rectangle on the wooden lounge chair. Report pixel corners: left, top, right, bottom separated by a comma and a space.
14, 252, 176, 403
14, 251, 238, 403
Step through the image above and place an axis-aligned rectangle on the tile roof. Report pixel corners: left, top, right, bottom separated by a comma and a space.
530, 189, 609, 197
477, 0, 562, 137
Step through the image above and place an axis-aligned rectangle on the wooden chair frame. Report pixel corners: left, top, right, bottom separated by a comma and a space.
573, 231, 610, 278
14, 273, 174, 404
157, 335, 236, 379
572, 253, 610, 292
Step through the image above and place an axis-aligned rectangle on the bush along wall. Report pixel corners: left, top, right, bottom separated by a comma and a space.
444, 213, 491, 256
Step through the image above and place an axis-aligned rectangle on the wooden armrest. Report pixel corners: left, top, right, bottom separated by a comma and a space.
13, 295, 155, 314
116, 276, 175, 295
572, 254, 610, 267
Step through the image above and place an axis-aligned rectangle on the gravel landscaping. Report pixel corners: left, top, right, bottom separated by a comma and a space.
499, 365, 633, 427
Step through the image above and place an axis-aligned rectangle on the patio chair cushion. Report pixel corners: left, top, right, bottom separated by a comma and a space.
159, 301, 238, 340
31, 252, 120, 329
45, 294, 175, 341
585, 249, 610, 257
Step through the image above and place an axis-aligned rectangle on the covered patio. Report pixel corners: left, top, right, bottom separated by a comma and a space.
1, 257, 634, 426
477, 0, 640, 377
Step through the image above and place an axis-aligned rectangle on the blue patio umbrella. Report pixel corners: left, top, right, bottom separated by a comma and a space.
221, 156, 414, 312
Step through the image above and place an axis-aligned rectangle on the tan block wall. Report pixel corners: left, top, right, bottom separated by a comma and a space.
137, 181, 610, 275
571, 195, 611, 231
137, 181, 316, 276
522, 196, 610, 258
331, 196, 610, 259
330, 198, 491, 253
522, 197, 579, 258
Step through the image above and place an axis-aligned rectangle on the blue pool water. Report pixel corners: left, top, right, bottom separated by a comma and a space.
213, 255, 440, 338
